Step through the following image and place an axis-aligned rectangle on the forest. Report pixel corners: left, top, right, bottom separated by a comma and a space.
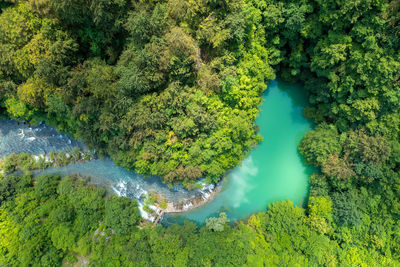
0, 0, 400, 266
1, 172, 398, 266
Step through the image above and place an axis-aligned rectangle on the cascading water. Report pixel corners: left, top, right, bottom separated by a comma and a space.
111, 180, 161, 221
0, 118, 218, 221
0, 119, 85, 155
162, 80, 313, 224
0, 80, 313, 225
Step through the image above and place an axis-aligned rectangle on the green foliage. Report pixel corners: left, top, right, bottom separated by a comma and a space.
0, 170, 399, 266
0, 0, 400, 266
0, 149, 92, 175
104, 195, 140, 236
0, 0, 272, 187
4, 97, 35, 120
308, 196, 333, 218
144, 193, 156, 207
299, 124, 342, 166
0, 174, 111, 266
0, 174, 31, 205
35, 174, 60, 201
51, 224, 76, 252
1, 153, 37, 173
332, 191, 363, 227
159, 200, 167, 210
344, 130, 391, 164
205, 212, 229, 232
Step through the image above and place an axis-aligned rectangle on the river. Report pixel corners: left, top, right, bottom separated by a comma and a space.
163, 80, 313, 224
0, 80, 312, 224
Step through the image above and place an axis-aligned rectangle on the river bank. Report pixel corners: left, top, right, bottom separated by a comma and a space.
0, 149, 222, 221
0, 80, 313, 225
110, 174, 222, 221
0, 118, 223, 220
163, 80, 312, 224
165, 182, 222, 213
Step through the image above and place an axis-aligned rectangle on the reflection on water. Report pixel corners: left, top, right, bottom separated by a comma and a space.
163, 80, 313, 224
0, 80, 313, 225
230, 156, 257, 208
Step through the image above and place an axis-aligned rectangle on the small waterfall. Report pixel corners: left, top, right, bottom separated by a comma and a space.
111, 180, 128, 197
138, 203, 156, 222
111, 180, 148, 200
111, 179, 161, 222
199, 183, 215, 200
182, 202, 193, 210
0, 119, 221, 222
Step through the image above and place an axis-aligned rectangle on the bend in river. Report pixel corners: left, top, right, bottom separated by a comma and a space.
0, 80, 313, 224
164, 80, 313, 224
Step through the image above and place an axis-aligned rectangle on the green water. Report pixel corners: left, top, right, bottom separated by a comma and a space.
0, 79, 313, 225
165, 80, 313, 224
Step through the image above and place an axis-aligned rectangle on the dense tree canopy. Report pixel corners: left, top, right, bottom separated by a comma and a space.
0, 0, 400, 266
0, 171, 398, 266
0, 0, 275, 186
105, 195, 140, 235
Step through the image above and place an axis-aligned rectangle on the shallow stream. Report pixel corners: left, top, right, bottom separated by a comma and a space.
0, 80, 312, 224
